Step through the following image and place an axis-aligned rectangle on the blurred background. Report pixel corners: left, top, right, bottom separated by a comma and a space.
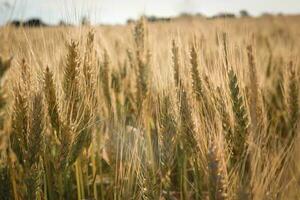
0, 0, 299, 26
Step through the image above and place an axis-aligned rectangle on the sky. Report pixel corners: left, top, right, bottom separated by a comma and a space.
0, 0, 299, 25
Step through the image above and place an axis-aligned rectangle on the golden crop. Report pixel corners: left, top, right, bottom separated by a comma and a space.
0, 15, 299, 199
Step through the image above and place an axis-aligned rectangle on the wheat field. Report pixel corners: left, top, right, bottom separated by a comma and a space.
0, 15, 300, 200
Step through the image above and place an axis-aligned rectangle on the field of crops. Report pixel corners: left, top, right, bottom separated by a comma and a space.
0, 15, 300, 199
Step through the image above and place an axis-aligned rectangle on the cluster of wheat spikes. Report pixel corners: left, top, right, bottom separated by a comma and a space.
0, 16, 300, 199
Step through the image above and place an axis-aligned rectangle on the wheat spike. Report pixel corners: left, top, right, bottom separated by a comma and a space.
63, 41, 80, 97
247, 45, 261, 135
83, 31, 95, 92
228, 69, 249, 165
134, 17, 149, 111
179, 87, 198, 155
10, 85, 28, 166
190, 45, 204, 103
58, 122, 72, 170
28, 93, 44, 167
44, 66, 61, 136
216, 87, 233, 154
134, 17, 146, 55
24, 163, 43, 200
100, 50, 112, 108
287, 61, 299, 145
111, 70, 122, 120
63, 40, 81, 122
172, 40, 180, 88
208, 143, 226, 200
136, 52, 149, 109
222, 33, 229, 69
158, 94, 177, 193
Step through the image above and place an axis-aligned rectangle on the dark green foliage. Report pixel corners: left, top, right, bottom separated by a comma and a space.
0, 166, 11, 200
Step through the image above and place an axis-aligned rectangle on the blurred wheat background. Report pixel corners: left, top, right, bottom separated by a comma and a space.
0, 13, 300, 200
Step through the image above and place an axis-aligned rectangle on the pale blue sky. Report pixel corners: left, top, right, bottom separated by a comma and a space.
0, 0, 299, 25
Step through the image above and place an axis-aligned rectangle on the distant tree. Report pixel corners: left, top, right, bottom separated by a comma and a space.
277, 13, 284, 17
81, 16, 90, 26
9, 20, 22, 27
211, 13, 236, 19
146, 16, 171, 23
126, 19, 135, 24
24, 18, 47, 27
261, 12, 274, 17
59, 20, 67, 26
147, 16, 157, 22
9, 18, 47, 27
179, 12, 193, 18
195, 13, 204, 17
59, 20, 72, 27
240, 10, 250, 17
